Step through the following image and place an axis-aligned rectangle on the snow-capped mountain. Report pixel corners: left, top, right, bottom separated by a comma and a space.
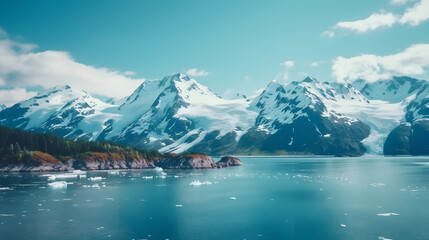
240, 77, 370, 156
105, 73, 257, 154
0, 85, 117, 140
0, 74, 428, 156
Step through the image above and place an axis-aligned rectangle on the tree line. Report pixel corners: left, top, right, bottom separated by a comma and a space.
0, 126, 163, 161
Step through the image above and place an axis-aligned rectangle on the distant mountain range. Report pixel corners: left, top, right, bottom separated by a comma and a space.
1, 73, 428, 156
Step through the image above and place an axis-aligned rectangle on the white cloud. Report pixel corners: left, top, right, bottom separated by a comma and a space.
281, 60, 295, 68
0, 27, 7, 37
185, 68, 210, 77
123, 70, 136, 76
321, 30, 335, 38
332, 43, 429, 82
400, 0, 429, 26
335, 12, 397, 33
0, 34, 144, 99
311, 61, 324, 67
390, 0, 413, 5
0, 88, 37, 106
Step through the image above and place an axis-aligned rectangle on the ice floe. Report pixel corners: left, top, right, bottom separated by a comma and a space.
0, 187, 11, 191
48, 181, 68, 189
378, 237, 393, 240
377, 213, 400, 216
89, 177, 103, 181
0, 214, 15, 217
154, 167, 163, 171
230, 197, 237, 200
189, 180, 213, 186
43, 173, 78, 181
370, 183, 386, 187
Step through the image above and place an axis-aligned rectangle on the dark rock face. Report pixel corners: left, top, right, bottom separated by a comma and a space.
72, 158, 155, 171
156, 155, 243, 169
0, 156, 156, 172
216, 156, 242, 168
240, 110, 370, 157
0, 162, 73, 172
155, 154, 218, 169
409, 120, 429, 155
384, 120, 429, 155
384, 123, 411, 155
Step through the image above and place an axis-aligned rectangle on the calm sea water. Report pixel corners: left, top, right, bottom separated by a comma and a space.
1, 156, 429, 240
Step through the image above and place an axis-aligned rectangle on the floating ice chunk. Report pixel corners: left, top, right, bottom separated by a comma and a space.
159, 176, 167, 179
72, 170, 86, 174
175, 205, 183, 207
377, 213, 400, 216
0, 187, 11, 191
48, 181, 68, 189
89, 177, 103, 181
143, 176, 154, 179
154, 167, 163, 171
340, 224, 346, 227
0, 214, 15, 217
370, 183, 386, 187
161, 172, 167, 176
378, 237, 393, 240
230, 197, 237, 200
44, 174, 77, 181
189, 180, 213, 186
109, 171, 120, 175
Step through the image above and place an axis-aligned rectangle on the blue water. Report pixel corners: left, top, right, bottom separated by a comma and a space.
1, 156, 429, 240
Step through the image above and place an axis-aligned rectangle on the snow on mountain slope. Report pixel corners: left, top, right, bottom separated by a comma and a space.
249, 76, 420, 154
1, 73, 427, 156
328, 99, 405, 153
252, 77, 365, 133
348, 76, 429, 153
0, 85, 117, 140
110, 73, 257, 153
356, 76, 426, 103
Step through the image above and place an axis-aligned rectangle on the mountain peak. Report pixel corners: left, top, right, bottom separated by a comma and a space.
35, 84, 88, 98
160, 73, 192, 85
302, 76, 318, 83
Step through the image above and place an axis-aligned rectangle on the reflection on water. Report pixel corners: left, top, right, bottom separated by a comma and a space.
1, 156, 429, 240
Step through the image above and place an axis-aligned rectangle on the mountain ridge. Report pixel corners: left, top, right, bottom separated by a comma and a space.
1, 73, 428, 156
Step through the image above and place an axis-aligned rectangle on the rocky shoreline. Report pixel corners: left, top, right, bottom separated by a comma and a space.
0, 154, 242, 172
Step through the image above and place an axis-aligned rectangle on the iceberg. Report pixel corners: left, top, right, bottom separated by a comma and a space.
377, 213, 399, 216
189, 180, 213, 186
89, 177, 103, 181
48, 181, 68, 189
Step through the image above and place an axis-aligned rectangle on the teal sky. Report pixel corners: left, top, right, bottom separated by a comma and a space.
0, 0, 428, 102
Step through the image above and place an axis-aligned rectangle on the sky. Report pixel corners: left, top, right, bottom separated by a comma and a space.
0, 0, 428, 105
